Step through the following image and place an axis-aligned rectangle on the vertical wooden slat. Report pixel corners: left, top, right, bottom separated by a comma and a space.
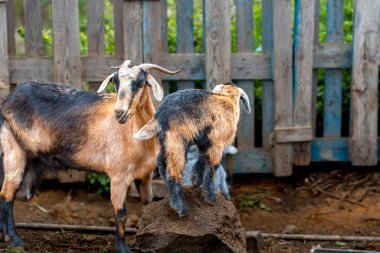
87, 1, 105, 92
273, 0, 293, 176
123, 0, 143, 64
236, 0, 254, 149
323, 0, 344, 137
0, 0, 9, 96
176, 0, 195, 90
143, 0, 162, 107
24, 0, 43, 57
6, 0, 15, 56
161, 0, 170, 96
311, 0, 320, 137
262, 0, 274, 149
204, 0, 231, 90
113, 0, 124, 58
293, 0, 316, 166
349, 0, 380, 166
52, 0, 81, 88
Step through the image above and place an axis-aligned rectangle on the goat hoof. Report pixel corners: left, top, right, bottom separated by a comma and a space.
177, 206, 188, 217
204, 192, 217, 204
191, 176, 203, 187
10, 236, 24, 248
115, 241, 132, 253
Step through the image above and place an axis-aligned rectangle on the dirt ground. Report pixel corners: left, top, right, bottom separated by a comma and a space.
0, 165, 379, 253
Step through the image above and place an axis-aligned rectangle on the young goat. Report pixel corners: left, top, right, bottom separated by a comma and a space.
134, 82, 251, 216
0, 60, 180, 253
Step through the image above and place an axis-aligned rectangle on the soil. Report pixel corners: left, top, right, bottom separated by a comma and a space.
0, 166, 379, 253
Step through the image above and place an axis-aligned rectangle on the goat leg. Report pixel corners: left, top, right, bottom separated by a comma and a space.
167, 176, 188, 217
191, 156, 206, 187
2, 199, 23, 248
114, 205, 131, 253
202, 166, 217, 203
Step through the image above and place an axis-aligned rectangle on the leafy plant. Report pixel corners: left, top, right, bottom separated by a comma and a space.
235, 192, 272, 212
87, 173, 110, 195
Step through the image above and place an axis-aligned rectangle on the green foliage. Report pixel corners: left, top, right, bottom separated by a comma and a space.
235, 192, 272, 212
87, 173, 110, 195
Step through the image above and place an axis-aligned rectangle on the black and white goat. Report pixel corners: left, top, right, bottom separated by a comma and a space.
134, 82, 250, 216
0, 60, 180, 253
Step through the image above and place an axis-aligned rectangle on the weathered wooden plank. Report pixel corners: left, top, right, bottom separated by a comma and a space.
160, 0, 170, 96
272, 0, 293, 176
293, 0, 316, 166
311, 0, 320, 136
275, 126, 313, 143
311, 138, 349, 161
313, 43, 352, 68
262, 0, 274, 149
113, 0, 124, 58
87, 1, 105, 92
204, 0, 231, 90
324, 0, 344, 137
176, 0, 195, 90
0, 1, 9, 96
123, 0, 143, 64
236, 0, 254, 149
349, 0, 380, 166
24, 0, 43, 56
233, 148, 273, 174
9, 58, 54, 83
6, 0, 15, 56
52, 0, 81, 88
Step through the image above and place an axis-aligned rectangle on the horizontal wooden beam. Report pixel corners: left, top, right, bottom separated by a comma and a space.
232, 147, 273, 174
313, 43, 352, 68
275, 126, 313, 143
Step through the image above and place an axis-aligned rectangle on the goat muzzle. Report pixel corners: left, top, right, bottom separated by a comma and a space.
115, 109, 130, 124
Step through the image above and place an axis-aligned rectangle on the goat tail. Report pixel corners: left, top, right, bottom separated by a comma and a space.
133, 118, 158, 140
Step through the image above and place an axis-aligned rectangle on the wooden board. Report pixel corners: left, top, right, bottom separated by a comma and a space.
6, 0, 15, 57
24, 0, 43, 57
52, 0, 81, 88
176, 0, 195, 90
272, 0, 293, 176
262, 0, 274, 149
87, 1, 105, 92
160, 0, 170, 96
233, 148, 273, 174
0, 1, 9, 96
323, 0, 344, 137
123, 0, 142, 64
113, 0, 124, 58
204, 0, 231, 90
236, 0, 255, 150
349, 0, 380, 166
293, 0, 316, 165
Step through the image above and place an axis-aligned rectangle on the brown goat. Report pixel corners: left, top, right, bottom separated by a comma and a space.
134, 82, 250, 216
0, 61, 180, 253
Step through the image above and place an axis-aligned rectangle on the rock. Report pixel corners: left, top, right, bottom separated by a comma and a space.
132, 187, 246, 253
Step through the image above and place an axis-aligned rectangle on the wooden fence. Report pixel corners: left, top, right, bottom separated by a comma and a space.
0, 0, 380, 176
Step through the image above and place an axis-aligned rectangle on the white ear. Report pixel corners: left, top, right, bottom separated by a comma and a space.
146, 74, 164, 101
97, 72, 116, 93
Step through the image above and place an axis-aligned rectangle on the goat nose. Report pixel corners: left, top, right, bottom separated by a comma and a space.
115, 109, 128, 124
115, 109, 124, 118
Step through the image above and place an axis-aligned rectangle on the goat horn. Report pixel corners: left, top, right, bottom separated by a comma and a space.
138, 63, 181, 75
239, 88, 251, 114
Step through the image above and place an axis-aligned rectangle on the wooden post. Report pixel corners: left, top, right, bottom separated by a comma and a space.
176, 0, 195, 90
293, 0, 316, 166
6, 0, 15, 57
204, 0, 231, 90
311, 0, 320, 137
0, 0, 10, 96
324, 0, 344, 137
236, 0, 254, 150
262, 0, 274, 150
52, 0, 81, 88
161, 0, 170, 96
113, 0, 124, 59
123, 0, 143, 64
349, 0, 380, 166
24, 0, 43, 57
273, 0, 293, 176
87, 1, 105, 92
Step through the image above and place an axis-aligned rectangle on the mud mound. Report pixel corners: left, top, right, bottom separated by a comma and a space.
133, 187, 246, 253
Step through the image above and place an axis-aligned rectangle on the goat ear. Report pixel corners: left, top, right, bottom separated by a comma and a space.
146, 74, 164, 101
239, 88, 251, 114
97, 72, 116, 93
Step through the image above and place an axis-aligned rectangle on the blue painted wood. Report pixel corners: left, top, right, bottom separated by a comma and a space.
323, 0, 344, 137
233, 148, 273, 174
261, 0, 274, 149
